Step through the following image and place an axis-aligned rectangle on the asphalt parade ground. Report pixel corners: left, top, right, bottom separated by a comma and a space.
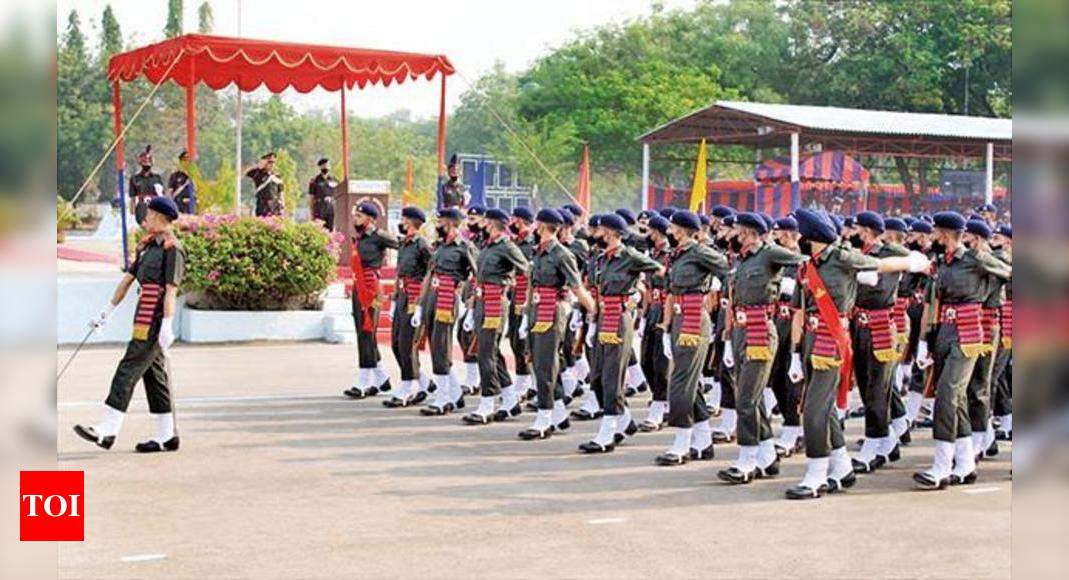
57, 341, 1011, 579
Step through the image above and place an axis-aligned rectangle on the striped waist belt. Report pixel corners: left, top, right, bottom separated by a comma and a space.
1000, 300, 1012, 349
981, 307, 1000, 353
132, 283, 162, 341
480, 283, 506, 330
852, 307, 897, 362
807, 314, 849, 369
433, 274, 458, 323
775, 301, 797, 320
399, 276, 422, 313
940, 302, 984, 358
513, 274, 529, 313
673, 293, 706, 347
735, 304, 772, 360
532, 286, 565, 333
892, 297, 909, 341
598, 295, 626, 344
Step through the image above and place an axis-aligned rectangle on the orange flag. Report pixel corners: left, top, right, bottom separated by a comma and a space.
402, 157, 415, 206
576, 145, 591, 211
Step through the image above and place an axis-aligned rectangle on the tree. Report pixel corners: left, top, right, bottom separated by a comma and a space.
58, 10, 110, 200
165, 0, 184, 38
100, 6, 122, 59
197, 1, 214, 34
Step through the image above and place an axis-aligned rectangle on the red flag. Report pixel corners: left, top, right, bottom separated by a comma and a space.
576, 145, 591, 212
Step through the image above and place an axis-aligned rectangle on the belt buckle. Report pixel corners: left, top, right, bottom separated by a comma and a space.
857, 311, 869, 325
945, 307, 957, 321
807, 315, 819, 331
475, 287, 484, 298
719, 298, 729, 309
779, 305, 791, 318
532, 291, 541, 304
431, 277, 440, 289
735, 311, 747, 325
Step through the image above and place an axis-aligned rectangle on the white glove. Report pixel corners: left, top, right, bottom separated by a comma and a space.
788, 352, 804, 383
779, 276, 796, 298
410, 306, 423, 328
710, 276, 722, 293
662, 333, 673, 360
89, 303, 116, 330
856, 270, 879, 286
568, 309, 582, 331
585, 322, 597, 348
627, 291, 642, 309
915, 341, 934, 369
158, 317, 175, 352
636, 317, 646, 339
518, 314, 529, 340
457, 302, 468, 323
462, 307, 475, 332
153, 183, 164, 195
385, 300, 395, 321
722, 341, 735, 368
906, 250, 931, 273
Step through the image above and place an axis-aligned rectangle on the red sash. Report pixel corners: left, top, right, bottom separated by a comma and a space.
598, 295, 625, 344
481, 283, 505, 330
513, 273, 529, 314
532, 286, 563, 333
675, 293, 706, 347
892, 297, 909, 344
350, 243, 380, 332
399, 276, 422, 314
939, 302, 984, 358
854, 307, 897, 362
132, 283, 162, 341
800, 261, 853, 409
433, 274, 458, 323
736, 305, 772, 359
981, 307, 1000, 352
1000, 300, 1012, 348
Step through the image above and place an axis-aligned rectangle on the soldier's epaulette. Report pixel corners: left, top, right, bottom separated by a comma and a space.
161, 232, 179, 250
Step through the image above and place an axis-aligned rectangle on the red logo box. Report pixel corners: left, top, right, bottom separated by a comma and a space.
20, 471, 84, 541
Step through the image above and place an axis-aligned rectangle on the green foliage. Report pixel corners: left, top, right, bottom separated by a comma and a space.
173, 215, 340, 310
184, 158, 234, 214
274, 149, 300, 213
197, 1, 214, 34
57, 9, 111, 202
164, 0, 184, 38
57, 197, 80, 231
100, 6, 123, 59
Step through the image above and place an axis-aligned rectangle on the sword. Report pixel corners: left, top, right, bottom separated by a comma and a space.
57, 327, 95, 382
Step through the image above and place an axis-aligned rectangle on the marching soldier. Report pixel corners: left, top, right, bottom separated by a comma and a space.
307, 157, 338, 230
129, 145, 164, 226
505, 206, 537, 414
990, 225, 1012, 442
880, 217, 914, 448
557, 206, 591, 401
440, 154, 466, 209
711, 213, 741, 443
74, 196, 184, 452
517, 209, 596, 439
638, 215, 673, 432
613, 207, 651, 396
457, 205, 489, 396
246, 152, 285, 217
715, 213, 801, 480
167, 150, 194, 215
384, 207, 434, 408
654, 211, 729, 465
462, 208, 530, 425
912, 211, 1010, 490
572, 214, 608, 421
901, 219, 934, 427
417, 208, 479, 416
768, 216, 805, 457
579, 213, 664, 453
343, 202, 399, 399
785, 208, 928, 500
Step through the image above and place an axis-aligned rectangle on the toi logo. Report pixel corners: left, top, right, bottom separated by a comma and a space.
20, 471, 84, 541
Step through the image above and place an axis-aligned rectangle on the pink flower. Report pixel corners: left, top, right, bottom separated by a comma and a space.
207, 269, 221, 282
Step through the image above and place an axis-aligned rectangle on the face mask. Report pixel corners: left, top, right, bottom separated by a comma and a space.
667, 233, 679, 248
320, 167, 329, 174
436, 226, 449, 240
141, 165, 151, 172
594, 237, 608, 249
906, 241, 922, 251
930, 240, 946, 255
468, 223, 481, 234
508, 223, 521, 235
397, 223, 408, 236
989, 243, 1003, 251
798, 239, 814, 256
638, 225, 649, 235
848, 234, 864, 249
714, 236, 730, 250
354, 222, 367, 233
729, 237, 743, 253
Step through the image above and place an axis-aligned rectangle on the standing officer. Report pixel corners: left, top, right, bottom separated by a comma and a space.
440, 154, 466, 209
417, 208, 479, 416
384, 207, 433, 408
505, 206, 537, 414
715, 213, 801, 480
655, 211, 729, 465
579, 213, 664, 453
786, 209, 928, 499
343, 202, 399, 400
307, 158, 338, 230
638, 214, 672, 432
129, 145, 164, 226
246, 152, 285, 217
167, 150, 194, 215
517, 209, 595, 439
768, 216, 805, 457
913, 212, 1010, 490
848, 211, 911, 474
461, 208, 529, 424
75, 196, 184, 452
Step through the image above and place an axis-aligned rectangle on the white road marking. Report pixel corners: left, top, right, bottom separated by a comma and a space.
59, 393, 341, 409
181, 410, 322, 418
587, 517, 626, 525
120, 554, 167, 563
961, 486, 1002, 495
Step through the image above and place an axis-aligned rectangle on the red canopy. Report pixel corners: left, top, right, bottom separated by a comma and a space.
107, 33, 455, 93
754, 151, 870, 184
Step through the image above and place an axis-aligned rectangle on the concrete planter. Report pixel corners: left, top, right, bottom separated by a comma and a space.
180, 308, 327, 343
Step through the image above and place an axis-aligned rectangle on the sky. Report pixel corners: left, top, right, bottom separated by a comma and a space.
56, 0, 701, 119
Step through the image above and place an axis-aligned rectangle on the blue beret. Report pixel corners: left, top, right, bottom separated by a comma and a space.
976, 203, 997, 213
933, 211, 966, 231
536, 208, 564, 225
558, 207, 576, 226
147, 196, 179, 220
658, 206, 678, 218
795, 208, 838, 244
966, 219, 992, 239
843, 216, 855, 228
884, 218, 908, 233
401, 206, 426, 223
699, 214, 711, 226
638, 210, 655, 220
485, 208, 509, 222
829, 213, 844, 235
759, 213, 775, 230
909, 220, 933, 234
600, 213, 628, 234
919, 214, 934, 224
722, 215, 737, 227
736, 212, 768, 234
670, 210, 702, 231
357, 201, 380, 219
903, 216, 917, 227
773, 216, 798, 232
512, 206, 534, 222
995, 224, 1012, 238
437, 207, 463, 221
648, 215, 670, 234
467, 204, 486, 216
855, 211, 885, 233
589, 214, 603, 228
831, 195, 845, 204
614, 207, 637, 225
711, 205, 736, 218
563, 203, 583, 216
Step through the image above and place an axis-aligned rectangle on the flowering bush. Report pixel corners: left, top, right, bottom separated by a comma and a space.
169, 215, 341, 311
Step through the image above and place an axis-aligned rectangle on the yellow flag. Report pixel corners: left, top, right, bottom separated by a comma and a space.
402, 157, 414, 206
689, 139, 708, 213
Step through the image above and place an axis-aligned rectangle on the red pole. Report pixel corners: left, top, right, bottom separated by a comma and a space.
112, 81, 130, 269
436, 74, 447, 176
186, 63, 197, 160
340, 82, 349, 179
112, 82, 124, 170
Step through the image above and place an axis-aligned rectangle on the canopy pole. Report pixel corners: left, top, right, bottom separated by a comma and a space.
186, 64, 197, 161
984, 142, 994, 205
340, 83, 349, 180
641, 143, 650, 210
113, 81, 129, 270
790, 132, 800, 214
234, 0, 243, 216
437, 74, 447, 176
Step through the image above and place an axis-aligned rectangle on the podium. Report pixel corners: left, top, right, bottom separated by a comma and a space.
333, 179, 391, 264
